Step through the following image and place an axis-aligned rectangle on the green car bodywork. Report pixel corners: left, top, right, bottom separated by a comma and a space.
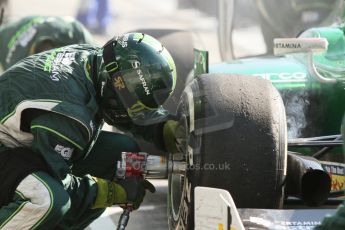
209, 24, 345, 141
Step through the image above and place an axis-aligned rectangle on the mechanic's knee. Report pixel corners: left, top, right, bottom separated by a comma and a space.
17, 172, 71, 222
45, 184, 71, 221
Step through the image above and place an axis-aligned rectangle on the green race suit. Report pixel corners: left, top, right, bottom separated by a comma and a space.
0, 16, 94, 73
0, 44, 165, 229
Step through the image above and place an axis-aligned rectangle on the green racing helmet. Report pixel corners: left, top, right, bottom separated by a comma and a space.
100, 32, 177, 126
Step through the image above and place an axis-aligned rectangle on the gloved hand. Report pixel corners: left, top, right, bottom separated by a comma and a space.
92, 177, 155, 209
163, 120, 186, 154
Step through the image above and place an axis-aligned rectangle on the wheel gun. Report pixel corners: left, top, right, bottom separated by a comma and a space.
115, 152, 148, 230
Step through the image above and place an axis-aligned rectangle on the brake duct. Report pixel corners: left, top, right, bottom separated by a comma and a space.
285, 152, 331, 206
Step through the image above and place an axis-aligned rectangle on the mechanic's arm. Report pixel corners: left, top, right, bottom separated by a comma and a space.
30, 112, 153, 210
118, 119, 181, 154
30, 112, 99, 212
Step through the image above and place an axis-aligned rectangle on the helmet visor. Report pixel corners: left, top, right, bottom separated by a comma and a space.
109, 63, 174, 125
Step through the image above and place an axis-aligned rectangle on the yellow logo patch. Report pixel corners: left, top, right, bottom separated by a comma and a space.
114, 76, 125, 90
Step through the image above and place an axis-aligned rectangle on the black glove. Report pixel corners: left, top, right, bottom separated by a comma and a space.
92, 177, 155, 210
117, 177, 156, 210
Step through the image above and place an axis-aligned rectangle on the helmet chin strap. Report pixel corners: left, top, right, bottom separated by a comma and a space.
90, 53, 108, 99
100, 74, 131, 125
103, 37, 119, 75
96, 39, 131, 125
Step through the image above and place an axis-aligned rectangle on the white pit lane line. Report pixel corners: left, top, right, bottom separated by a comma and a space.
89, 205, 159, 229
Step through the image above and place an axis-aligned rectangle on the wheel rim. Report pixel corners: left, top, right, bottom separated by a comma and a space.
169, 114, 189, 221
170, 161, 186, 220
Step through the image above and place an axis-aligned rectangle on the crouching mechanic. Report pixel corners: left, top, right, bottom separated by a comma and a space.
0, 32, 177, 229
0, 15, 95, 73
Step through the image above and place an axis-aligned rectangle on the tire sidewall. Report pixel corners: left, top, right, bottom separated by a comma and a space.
167, 74, 287, 228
